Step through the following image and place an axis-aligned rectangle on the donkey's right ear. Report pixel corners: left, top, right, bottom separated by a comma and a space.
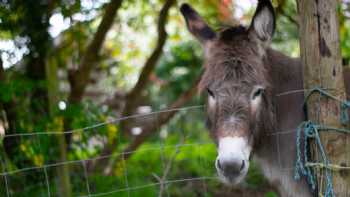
180, 4, 216, 45
249, 0, 275, 43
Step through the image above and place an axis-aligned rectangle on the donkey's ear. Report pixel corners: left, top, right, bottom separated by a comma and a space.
249, 0, 275, 43
180, 3, 216, 45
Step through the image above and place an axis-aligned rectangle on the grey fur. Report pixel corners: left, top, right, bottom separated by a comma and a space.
200, 26, 311, 196
181, 2, 350, 197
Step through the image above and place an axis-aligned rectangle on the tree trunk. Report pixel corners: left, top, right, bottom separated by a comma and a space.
46, 58, 72, 197
297, 0, 350, 195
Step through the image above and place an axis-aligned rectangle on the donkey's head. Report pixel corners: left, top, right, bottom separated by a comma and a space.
181, 0, 276, 185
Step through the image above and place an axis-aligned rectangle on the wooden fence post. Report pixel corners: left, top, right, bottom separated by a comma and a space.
297, 0, 350, 195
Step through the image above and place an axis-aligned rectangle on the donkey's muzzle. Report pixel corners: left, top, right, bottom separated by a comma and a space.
217, 159, 245, 177
215, 137, 251, 184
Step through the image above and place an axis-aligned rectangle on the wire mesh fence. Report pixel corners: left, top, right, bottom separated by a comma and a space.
0, 88, 321, 197
0, 106, 224, 197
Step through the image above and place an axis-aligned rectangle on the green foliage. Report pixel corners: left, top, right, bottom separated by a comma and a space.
272, 0, 299, 56
265, 191, 279, 197
60, 0, 82, 18
339, 2, 350, 63
245, 162, 268, 189
5, 0, 349, 196
0, 76, 33, 103
152, 42, 203, 108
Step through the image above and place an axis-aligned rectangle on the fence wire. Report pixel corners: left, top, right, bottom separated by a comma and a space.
0, 105, 222, 197
0, 88, 320, 196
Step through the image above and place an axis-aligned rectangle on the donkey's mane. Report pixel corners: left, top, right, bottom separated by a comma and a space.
200, 59, 265, 91
219, 26, 247, 42
199, 45, 269, 94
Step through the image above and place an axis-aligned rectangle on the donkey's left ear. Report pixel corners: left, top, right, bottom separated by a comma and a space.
249, 0, 275, 43
180, 3, 216, 45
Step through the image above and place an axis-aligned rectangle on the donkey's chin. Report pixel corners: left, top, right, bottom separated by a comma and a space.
216, 160, 250, 185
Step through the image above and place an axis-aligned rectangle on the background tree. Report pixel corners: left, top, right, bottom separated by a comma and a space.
1, 0, 348, 196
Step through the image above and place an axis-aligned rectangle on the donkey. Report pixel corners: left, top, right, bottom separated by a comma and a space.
180, 1, 315, 196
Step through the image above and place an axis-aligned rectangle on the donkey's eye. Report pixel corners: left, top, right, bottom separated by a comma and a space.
207, 88, 215, 98
252, 88, 264, 100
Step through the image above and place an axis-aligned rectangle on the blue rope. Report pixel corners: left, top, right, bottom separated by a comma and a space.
304, 87, 350, 125
294, 122, 335, 197
341, 101, 350, 125
294, 87, 350, 197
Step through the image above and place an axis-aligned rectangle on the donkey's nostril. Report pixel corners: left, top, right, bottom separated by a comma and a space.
240, 160, 245, 171
217, 159, 222, 170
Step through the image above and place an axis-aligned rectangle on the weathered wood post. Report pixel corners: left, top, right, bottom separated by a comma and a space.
297, 0, 350, 195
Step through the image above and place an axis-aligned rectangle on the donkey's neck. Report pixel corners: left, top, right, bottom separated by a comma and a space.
253, 48, 312, 197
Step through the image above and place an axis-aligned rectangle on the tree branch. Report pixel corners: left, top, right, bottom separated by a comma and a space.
102, 78, 199, 175
68, 0, 123, 103
153, 141, 181, 197
92, 0, 175, 161
275, 0, 287, 16
85, 0, 177, 172
121, 0, 176, 118
275, 0, 299, 27
65, 0, 123, 146
279, 11, 299, 27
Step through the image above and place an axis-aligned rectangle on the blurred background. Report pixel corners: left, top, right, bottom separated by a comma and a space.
0, 0, 349, 196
